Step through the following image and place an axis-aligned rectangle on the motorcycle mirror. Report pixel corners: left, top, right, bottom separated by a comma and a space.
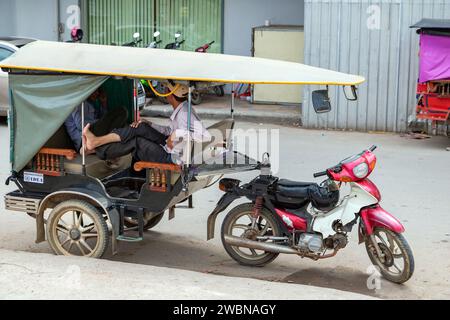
153, 31, 160, 38
312, 89, 332, 114
133, 32, 140, 39
343, 85, 358, 101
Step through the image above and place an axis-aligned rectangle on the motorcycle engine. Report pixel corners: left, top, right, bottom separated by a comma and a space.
298, 233, 323, 253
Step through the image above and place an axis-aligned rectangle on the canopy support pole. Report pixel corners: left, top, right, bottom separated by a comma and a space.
133, 79, 139, 122
81, 102, 86, 176
230, 84, 235, 119
186, 86, 192, 167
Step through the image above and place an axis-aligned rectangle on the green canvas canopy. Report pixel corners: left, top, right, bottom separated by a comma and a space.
8, 74, 108, 171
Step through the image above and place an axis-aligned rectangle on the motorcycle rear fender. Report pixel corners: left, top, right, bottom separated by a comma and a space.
207, 192, 240, 240
360, 205, 405, 238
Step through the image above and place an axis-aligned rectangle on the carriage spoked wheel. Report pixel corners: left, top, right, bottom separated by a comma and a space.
46, 200, 109, 258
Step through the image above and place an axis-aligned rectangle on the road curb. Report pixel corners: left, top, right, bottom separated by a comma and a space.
0, 249, 377, 300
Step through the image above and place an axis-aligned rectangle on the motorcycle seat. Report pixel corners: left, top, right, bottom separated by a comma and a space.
276, 179, 318, 198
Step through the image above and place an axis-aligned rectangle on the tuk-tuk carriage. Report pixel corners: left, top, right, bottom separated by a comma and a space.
0, 40, 364, 258
411, 19, 450, 131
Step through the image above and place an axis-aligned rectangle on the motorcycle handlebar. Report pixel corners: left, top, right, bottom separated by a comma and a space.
369, 145, 377, 152
313, 171, 328, 178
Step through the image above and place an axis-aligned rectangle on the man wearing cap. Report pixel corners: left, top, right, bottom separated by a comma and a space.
83, 81, 210, 164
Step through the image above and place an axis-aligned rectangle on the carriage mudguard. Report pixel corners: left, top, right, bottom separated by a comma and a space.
207, 192, 241, 240
36, 188, 119, 253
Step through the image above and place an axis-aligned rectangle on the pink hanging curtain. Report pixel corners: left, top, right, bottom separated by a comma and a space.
419, 33, 450, 83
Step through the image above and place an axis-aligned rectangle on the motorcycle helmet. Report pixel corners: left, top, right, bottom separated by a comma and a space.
71, 27, 84, 42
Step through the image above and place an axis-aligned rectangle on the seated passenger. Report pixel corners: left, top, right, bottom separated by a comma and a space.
64, 88, 127, 153
83, 81, 211, 165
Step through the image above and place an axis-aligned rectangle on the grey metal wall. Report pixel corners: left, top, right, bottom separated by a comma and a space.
223, 0, 304, 56
0, 1, 15, 36
0, 0, 59, 41
303, 0, 450, 132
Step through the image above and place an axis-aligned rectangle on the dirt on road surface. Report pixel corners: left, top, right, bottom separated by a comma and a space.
0, 117, 449, 299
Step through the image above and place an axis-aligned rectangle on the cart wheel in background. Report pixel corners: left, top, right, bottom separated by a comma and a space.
191, 90, 202, 105
46, 200, 109, 258
214, 86, 225, 97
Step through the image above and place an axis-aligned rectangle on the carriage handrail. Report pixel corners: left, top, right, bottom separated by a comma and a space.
133, 161, 182, 172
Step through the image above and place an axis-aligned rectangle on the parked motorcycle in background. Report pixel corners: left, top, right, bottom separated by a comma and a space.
190, 40, 225, 105
210, 146, 415, 284
141, 31, 167, 104
147, 30, 162, 48
111, 32, 146, 110
120, 32, 143, 47
165, 31, 185, 49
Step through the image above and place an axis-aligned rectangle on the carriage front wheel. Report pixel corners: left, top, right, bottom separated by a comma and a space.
46, 200, 109, 258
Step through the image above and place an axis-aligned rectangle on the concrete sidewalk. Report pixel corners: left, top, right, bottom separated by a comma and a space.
0, 249, 375, 300
142, 95, 301, 126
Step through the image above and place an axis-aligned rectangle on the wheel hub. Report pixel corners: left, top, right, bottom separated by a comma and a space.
378, 243, 394, 267
243, 228, 258, 240
69, 228, 81, 241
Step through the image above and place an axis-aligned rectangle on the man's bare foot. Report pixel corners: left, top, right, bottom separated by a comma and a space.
79, 144, 96, 155
83, 123, 98, 151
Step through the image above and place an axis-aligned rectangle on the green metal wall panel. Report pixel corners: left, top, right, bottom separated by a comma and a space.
87, 0, 222, 53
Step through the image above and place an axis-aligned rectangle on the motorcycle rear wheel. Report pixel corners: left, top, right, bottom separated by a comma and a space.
221, 203, 281, 267
365, 227, 414, 284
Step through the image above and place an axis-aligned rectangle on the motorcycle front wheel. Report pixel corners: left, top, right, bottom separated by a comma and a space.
365, 227, 414, 284
221, 203, 282, 267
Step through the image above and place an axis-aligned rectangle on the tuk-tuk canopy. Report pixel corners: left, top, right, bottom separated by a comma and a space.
0, 40, 365, 172
411, 19, 450, 83
0, 40, 365, 85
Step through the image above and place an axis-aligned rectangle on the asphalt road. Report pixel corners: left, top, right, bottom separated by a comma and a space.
0, 116, 449, 299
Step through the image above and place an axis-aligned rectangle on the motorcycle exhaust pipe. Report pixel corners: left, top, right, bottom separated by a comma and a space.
223, 235, 299, 255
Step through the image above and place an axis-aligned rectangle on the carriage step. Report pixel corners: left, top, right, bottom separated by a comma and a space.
116, 235, 144, 242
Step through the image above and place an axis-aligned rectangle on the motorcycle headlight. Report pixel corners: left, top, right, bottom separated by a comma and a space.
353, 163, 369, 179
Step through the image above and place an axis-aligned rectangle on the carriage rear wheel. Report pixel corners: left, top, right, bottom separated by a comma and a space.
46, 200, 109, 258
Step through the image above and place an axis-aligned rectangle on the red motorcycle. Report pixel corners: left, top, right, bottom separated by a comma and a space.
208, 146, 415, 284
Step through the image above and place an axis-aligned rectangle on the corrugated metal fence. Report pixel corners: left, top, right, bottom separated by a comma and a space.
303, 0, 450, 132
87, 0, 222, 53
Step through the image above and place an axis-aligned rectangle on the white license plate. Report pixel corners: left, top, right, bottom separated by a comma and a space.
23, 172, 44, 184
